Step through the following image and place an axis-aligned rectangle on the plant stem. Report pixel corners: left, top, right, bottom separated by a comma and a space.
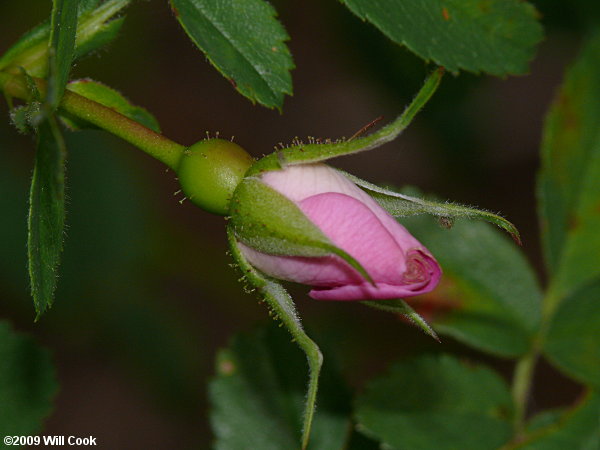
0, 70, 184, 169
511, 344, 539, 438
511, 287, 562, 440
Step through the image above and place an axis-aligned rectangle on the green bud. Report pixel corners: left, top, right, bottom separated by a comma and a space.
177, 139, 253, 215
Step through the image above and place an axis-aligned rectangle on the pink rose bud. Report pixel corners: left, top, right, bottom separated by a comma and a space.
238, 164, 442, 301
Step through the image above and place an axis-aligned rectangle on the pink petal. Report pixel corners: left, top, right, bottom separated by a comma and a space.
239, 163, 442, 301
309, 250, 442, 301
262, 164, 426, 253
299, 192, 408, 285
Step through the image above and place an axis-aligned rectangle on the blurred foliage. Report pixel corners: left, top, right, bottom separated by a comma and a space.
209, 323, 351, 450
400, 207, 542, 358
1, 0, 599, 447
0, 321, 57, 438
518, 392, 600, 449
355, 353, 514, 449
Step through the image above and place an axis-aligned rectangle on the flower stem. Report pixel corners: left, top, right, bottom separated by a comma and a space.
0, 70, 184, 169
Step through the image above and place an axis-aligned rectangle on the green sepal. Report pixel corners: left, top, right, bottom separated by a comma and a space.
343, 172, 521, 245
247, 68, 443, 176
227, 226, 322, 450
229, 177, 374, 284
0, 0, 130, 77
62, 78, 160, 132
362, 299, 440, 342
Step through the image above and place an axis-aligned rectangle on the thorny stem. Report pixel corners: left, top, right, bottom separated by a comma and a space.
0, 70, 184, 169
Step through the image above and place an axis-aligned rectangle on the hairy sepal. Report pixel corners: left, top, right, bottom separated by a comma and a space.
246, 68, 443, 176
230, 177, 374, 284
344, 174, 521, 245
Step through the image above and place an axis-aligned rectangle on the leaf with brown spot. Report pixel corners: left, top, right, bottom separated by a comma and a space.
538, 33, 600, 301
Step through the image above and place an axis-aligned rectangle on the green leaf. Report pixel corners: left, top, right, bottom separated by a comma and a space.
344, 171, 521, 244
227, 228, 324, 449
355, 354, 513, 450
247, 68, 443, 175
538, 34, 600, 303
339, 0, 543, 76
230, 177, 373, 284
64, 79, 160, 132
28, 117, 67, 318
74, 0, 130, 59
209, 323, 352, 450
170, 0, 293, 109
544, 279, 600, 387
0, 20, 49, 75
0, 0, 129, 77
74, 16, 124, 60
361, 299, 440, 342
400, 190, 542, 357
346, 430, 381, 450
526, 409, 566, 435
47, 0, 80, 108
517, 392, 600, 449
0, 321, 58, 437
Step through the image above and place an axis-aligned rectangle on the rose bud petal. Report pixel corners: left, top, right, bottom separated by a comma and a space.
238, 163, 441, 301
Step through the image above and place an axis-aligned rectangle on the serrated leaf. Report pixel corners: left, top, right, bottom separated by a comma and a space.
544, 279, 600, 387
339, 0, 543, 76
399, 188, 542, 357
65, 79, 160, 132
209, 323, 351, 450
0, 321, 58, 437
355, 354, 513, 450
247, 68, 443, 175
538, 34, 600, 303
343, 170, 521, 244
230, 177, 373, 284
227, 228, 324, 449
0, 0, 129, 77
171, 0, 293, 109
47, 0, 80, 108
28, 117, 67, 318
517, 392, 600, 449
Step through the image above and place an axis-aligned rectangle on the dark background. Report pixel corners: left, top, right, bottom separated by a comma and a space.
1, 0, 598, 448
